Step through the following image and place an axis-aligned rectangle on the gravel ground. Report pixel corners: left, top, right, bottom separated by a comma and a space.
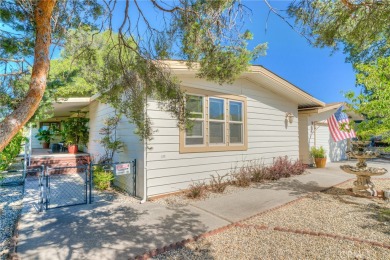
244, 187, 390, 244
150, 178, 300, 207
151, 171, 311, 206
150, 184, 252, 206
154, 227, 390, 259
154, 179, 390, 259
0, 163, 24, 259
93, 187, 141, 204
0, 185, 24, 259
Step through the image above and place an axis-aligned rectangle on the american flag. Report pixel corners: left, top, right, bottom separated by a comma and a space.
327, 106, 356, 142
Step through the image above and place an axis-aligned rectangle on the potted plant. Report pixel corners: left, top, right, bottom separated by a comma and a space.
310, 146, 327, 168
35, 128, 54, 149
61, 115, 89, 154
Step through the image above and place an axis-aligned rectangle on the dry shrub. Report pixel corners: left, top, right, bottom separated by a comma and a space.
231, 165, 252, 187
251, 161, 270, 182
249, 157, 307, 182
290, 159, 307, 175
266, 156, 307, 180
186, 181, 207, 199
267, 156, 292, 179
209, 173, 229, 193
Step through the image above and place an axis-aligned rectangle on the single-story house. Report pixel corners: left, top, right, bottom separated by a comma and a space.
28, 61, 357, 200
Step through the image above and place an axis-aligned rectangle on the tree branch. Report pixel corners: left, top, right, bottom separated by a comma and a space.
263, 0, 312, 44
150, 0, 181, 13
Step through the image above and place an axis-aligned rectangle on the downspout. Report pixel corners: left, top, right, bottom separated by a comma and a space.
140, 94, 148, 204
140, 138, 147, 204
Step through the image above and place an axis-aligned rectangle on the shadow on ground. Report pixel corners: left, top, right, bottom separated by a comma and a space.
17, 199, 211, 259
251, 178, 325, 196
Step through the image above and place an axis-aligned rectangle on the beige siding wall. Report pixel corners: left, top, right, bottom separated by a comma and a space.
88, 101, 145, 197
146, 77, 299, 196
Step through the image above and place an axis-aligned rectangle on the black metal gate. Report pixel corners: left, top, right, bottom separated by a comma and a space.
45, 165, 92, 210
31, 159, 136, 211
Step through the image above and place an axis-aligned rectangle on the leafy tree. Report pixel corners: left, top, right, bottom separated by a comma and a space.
0, 0, 267, 152
0, 131, 26, 171
286, 0, 390, 142
0, 0, 102, 151
46, 28, 116, 98
345, 57, 390, 142
287, 0, 390, 64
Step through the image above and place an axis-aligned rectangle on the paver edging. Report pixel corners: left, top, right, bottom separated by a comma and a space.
234, 223, 390, 250
133, 223, 238, 260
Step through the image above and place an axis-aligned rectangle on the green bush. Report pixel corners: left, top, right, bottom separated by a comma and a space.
93, 166, 114, 190
35, 128, 55, 144
310, 146, 327, 158
61, 114, 89, 146
0, 132, 26, 171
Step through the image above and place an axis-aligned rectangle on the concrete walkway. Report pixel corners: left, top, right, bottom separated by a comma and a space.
16, 161, 390, 259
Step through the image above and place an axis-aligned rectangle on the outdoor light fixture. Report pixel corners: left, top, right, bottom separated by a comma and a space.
286, 112, 294, 124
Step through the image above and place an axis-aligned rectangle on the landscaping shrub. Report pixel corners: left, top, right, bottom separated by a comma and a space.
248, 157, 307, 182
93, 166, 114, 190
186, 181, 207, 199
231, 165, 252, 187
209, 173, 229, 193
267, 156, 293, 179
290, 159, 307, 175
267, 156, 307, 180
187, 156, 307, 199
0, 132, 25, 171
251, 161, 270, 182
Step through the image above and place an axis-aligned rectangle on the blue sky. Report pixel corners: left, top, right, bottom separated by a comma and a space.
116, 0, 356, 104
244, 1, 356, 103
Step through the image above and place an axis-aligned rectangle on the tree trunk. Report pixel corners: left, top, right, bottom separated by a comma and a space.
0, 0, 56, 152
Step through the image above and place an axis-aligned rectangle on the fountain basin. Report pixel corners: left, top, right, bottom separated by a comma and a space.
346, 151, 379, 159
340, 165, 387, 176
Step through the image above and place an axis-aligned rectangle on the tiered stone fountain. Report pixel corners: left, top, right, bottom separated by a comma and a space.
340, 141, 387, 196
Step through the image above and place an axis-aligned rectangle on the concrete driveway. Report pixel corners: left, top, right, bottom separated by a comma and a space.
16, 160, 390, 259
